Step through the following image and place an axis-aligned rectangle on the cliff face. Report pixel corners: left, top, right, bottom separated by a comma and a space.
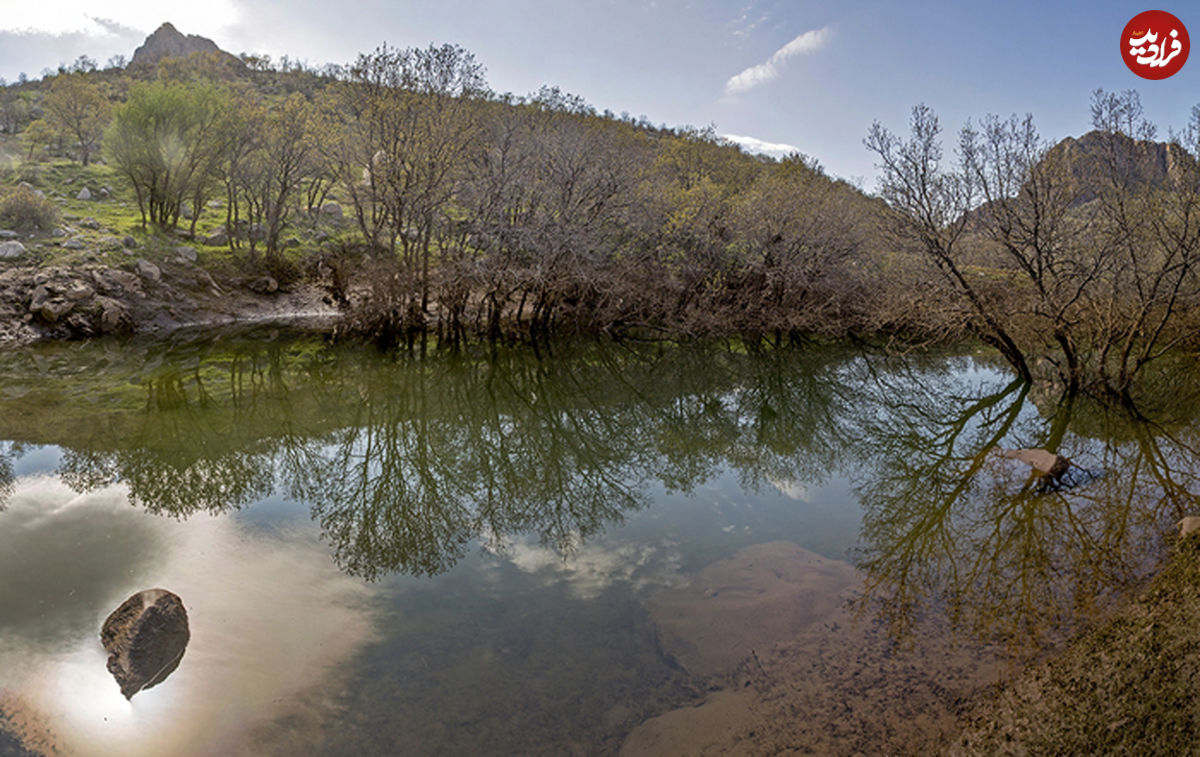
1045, 130, 1194, 205
129, 22, 241, 69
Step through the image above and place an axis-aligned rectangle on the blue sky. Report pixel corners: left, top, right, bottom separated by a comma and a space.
2, 1, 1198, 186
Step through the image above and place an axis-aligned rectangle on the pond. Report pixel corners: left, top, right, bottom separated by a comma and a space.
0, 329, 1196, 755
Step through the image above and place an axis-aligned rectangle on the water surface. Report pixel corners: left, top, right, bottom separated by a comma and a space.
0, 330, 1195, 755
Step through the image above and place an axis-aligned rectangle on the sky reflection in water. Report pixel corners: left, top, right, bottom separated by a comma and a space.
0, 331, 1197, 753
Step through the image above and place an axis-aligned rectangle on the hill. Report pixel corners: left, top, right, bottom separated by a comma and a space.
128, 22, 244, 71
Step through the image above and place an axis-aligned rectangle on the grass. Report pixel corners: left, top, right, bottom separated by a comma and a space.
0, 139, 339, 278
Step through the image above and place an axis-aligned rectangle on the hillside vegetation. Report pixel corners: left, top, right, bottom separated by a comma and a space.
2, 35, 1200, 397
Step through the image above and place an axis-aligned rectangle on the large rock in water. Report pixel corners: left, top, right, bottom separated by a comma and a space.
100, 589, 190, 699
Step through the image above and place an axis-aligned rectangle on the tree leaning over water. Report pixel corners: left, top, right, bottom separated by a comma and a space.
866, 90, 1200, 396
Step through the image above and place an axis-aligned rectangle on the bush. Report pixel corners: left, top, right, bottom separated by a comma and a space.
0, 185, 60, 231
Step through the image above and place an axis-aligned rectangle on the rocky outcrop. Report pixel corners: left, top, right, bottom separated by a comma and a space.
129, 22, 244, 70
1045, 130, 1194, 207
100, 589, 190, 699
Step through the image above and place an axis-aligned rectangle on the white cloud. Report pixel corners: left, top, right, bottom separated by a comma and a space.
0, 2, 241, 39
724, 26, 830, 95
722, 133, 802, 158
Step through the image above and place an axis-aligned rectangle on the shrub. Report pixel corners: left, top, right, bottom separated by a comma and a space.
0, 185, 60, 231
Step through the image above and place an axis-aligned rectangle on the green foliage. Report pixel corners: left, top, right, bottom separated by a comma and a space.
41, 73, 112, 165
104, 80, 231, 229
0, 184, 59, 231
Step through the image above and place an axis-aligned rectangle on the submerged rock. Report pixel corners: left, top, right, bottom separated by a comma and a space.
100, 589, 190, 699
1178, 516, 1200, 537
1001, 448, 1069, 476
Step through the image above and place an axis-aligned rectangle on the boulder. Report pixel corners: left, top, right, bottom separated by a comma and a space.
80, 217, 101, 230
205, 231, 229, 246
28, 285, 50, 312
0, 241, 25, 259
135, 259, 161, 283
76, 187, 92, 201
123, 235, 138, 249
1001, 448, 1070, 477
16, 182, 44, 199
63, 238, 85, 250
92, 268, 142, 296
249, 275, 279, 294
64, 281, 95, 301
39, 298, 74, 323
0, 230, 17, 239
1179, 516, 1200, 538
96, 297, 132, 334
175, 246, 198, 263
100, 589, 190, 699
98, 236, 124, 252
320, 201, 343, 220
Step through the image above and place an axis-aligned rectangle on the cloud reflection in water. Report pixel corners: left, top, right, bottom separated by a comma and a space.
0, 476, 377, 757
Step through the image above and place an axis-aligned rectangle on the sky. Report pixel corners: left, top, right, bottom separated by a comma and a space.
2, 1, 1199, 187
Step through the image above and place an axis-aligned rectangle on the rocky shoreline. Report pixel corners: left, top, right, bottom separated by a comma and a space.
0, 257, 341, 346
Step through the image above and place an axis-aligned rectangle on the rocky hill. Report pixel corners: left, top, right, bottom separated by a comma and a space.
129, 22, 243, 70
1045, 129, 1194, 206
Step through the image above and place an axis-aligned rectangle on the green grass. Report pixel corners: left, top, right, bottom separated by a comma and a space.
0, 145, 336, 276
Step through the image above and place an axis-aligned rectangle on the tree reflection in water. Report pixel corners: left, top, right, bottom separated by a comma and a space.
851, 354, 1200, 650
1, 332, 854, 580
2, 331, 1199, 650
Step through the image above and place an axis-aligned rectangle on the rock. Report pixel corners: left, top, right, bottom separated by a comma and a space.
100, 589, 190, 699
98, 187, 111, 198
1179, 516, 1200, 537
130, 22, 242, 70
96, 297, 132, 334
28, 285, 50, 312
249, 223, 266, 241
39, 298, 74, 323
98, 236, 124, 252
50, 227, 67, 238
135, 259, 161, 283
175, 246, 198, 263
0, 241, 25, 259
320, 201, 343, 220
286, 237, 300, 248
63, 238, 85, 250
249, 275, 279, 294
1001, 448, 1070, 477
93, 268, 142, 296
0, 230, 17, 239
80, 217, 101, 230
64, 281, 95, 301
76, 187, 92, 201
123, 236, 137, 249
181, 204, 194, 220
205, 231, 229, 246
206, 200, 222, 209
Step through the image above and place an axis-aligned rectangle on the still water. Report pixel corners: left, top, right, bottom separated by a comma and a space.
0, 330, 1195, 755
